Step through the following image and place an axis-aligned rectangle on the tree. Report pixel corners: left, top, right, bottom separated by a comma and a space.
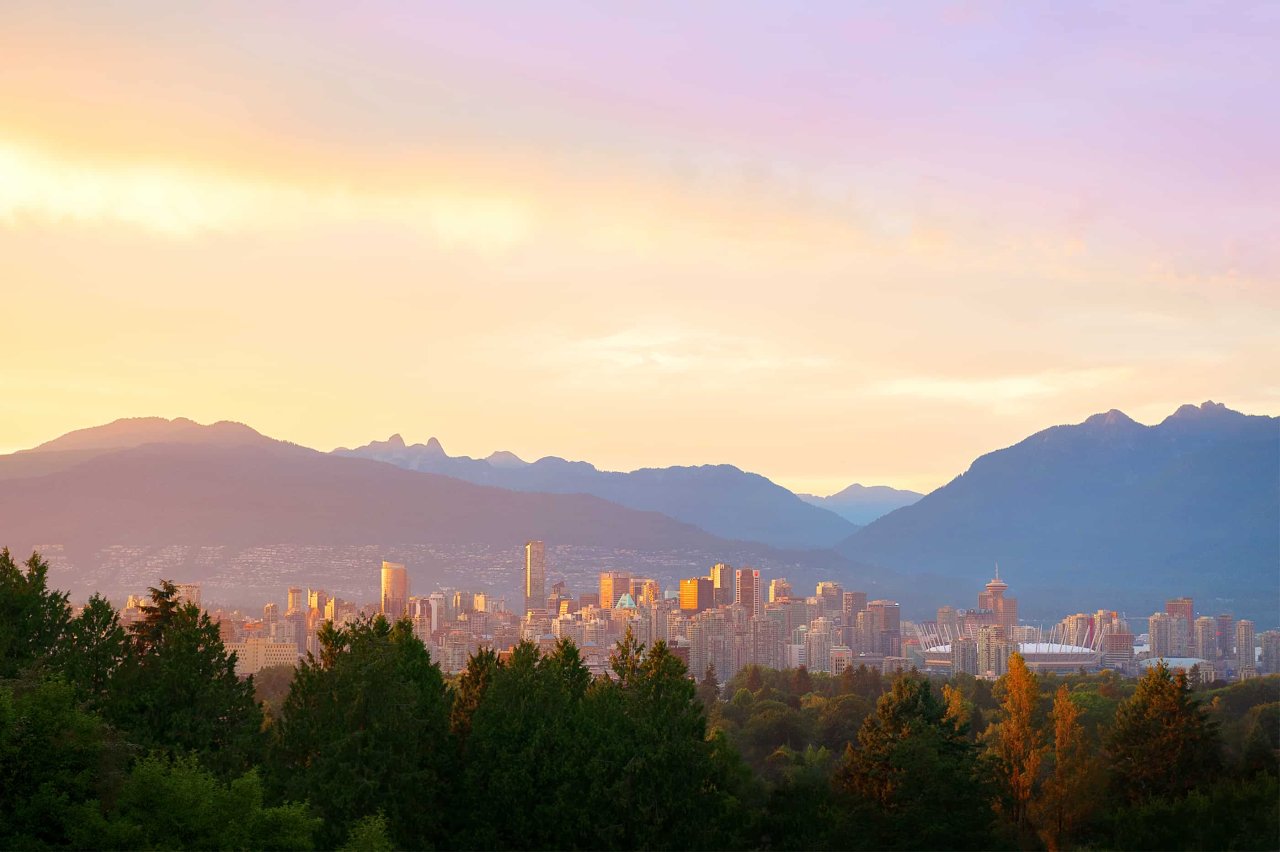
0, 549, 70, 678
105, 580, 262, 774
698, 662, 721, 709
63, 593, 128, 707
450, 646, 500, 746
1107, 662, 1220, 803
1034, 685, 1103, 851
269, 616, 452, 850
91, 756, 319, 850
990, 653, 1045, 843
0, 677, 122, 849
836, 674, 994, 849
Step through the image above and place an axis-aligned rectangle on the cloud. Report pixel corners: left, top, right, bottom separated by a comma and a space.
540, 326, 831, 384
0, 142, 530, 249
863, 367, 1132, 404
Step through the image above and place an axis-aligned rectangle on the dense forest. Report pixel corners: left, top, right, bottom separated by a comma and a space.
2, 548, 1277, 850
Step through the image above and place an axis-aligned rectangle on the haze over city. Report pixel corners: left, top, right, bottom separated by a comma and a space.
3, 2, 1278, 495
2, 4, 1278, 851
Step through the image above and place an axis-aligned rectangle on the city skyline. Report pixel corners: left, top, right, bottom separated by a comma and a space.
3, 3, 1278, 495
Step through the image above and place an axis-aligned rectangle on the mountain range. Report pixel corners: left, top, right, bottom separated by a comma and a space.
797, 483, 923, 525
0, 419, 720, 552
838, 402, 1279, 620
332, 436, 859, 549
0, 402, 1274, 622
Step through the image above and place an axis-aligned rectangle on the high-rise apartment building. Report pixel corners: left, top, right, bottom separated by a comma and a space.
977, 624, 1011, 677
286, 587, 304, 616
1193, 616, 1217, 661
1236, 620, 1256, 673
175, 583, 202, 609
524, 541, 546, 617
308, 588, 328, 615
1148, 612, 1175, 658
736, 568, 762, 618
1216, 614, 1236, 659
952, 637, 979, 676
768, 578, 792, 603
843, 591, 868, 619
381, 561, 409, 619
1260, 631, 1280, 675
867, 600, 901, 656
1165, 597, 1193, 656
599, 572, 631, 610
936, 605, 959, 639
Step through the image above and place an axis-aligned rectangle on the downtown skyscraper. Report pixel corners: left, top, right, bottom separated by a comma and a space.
525, 540, 546, 617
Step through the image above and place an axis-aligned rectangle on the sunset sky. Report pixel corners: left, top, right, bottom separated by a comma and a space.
2, 2, 1276, 494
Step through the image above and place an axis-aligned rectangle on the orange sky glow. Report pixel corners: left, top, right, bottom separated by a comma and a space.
2, 3, 1276, 494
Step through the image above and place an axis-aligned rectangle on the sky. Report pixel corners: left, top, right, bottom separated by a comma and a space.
2, 2, 1277, 494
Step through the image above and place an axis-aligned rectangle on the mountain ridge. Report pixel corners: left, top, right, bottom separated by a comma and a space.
837, 401, 1279, 622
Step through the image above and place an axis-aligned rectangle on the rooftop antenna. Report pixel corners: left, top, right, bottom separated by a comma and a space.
994, 562, 1000, 580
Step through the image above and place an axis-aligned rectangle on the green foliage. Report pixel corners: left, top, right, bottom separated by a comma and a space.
5, 547, 1280, 851
269, 615, 452, 849
0, 548, 71, 678
836, 674, 996, 849
63, 594, 128, 707
0, 676, 121, 848
339, 813, 395, 852
91, 755, 319, 850
1107, 662, 1221, 803
105, 580, 262, 775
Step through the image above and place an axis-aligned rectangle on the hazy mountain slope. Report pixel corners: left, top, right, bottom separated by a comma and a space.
798, 483, 924, 524
0, 417, 279, 481
837, 402, 1279, 620
333, 436, 858, 549
0, 441, 726, 553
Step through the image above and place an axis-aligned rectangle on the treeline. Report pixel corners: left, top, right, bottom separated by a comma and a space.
2, 549, 1277, 851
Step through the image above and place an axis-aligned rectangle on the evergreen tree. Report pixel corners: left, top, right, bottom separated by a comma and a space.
63, 593, 128, 707
269, 615, 452, 850
105, 580, 262, 775
1107, 662, 1220, 803
0, 548, 70, 678
836, 674, 994, 850
450, 645, 499, 747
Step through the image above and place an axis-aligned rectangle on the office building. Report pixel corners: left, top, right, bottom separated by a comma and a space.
599, 572, 630, 610
736, 568, 762, 618
525, 541, 546, 617
708, 562, 733, 606
680, 577, 714, 613
286, 587, 304, 616
768, 578, 792, 603
381, 561, 409, 619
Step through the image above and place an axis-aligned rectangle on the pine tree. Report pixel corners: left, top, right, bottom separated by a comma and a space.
1107, 661, 1220, 803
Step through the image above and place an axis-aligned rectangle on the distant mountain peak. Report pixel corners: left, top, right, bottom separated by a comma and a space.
1082, 409, 1138, 428
485, 450, 528, 469
423, 437, 446, 455
1163, 400, 1241, 423
23, 416, 270, 454
386, 433, 405, 448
